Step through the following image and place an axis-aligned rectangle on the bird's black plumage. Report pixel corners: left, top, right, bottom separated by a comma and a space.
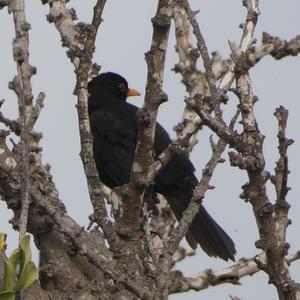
88, 72, 236, 261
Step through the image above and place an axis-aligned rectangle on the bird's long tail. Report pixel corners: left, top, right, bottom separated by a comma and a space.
187, 206, 236, 261
167, 196, 236, 261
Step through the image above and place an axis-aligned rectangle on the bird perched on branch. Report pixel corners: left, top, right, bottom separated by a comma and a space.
88, 72, 236, 261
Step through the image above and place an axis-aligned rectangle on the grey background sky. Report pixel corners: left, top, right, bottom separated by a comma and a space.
1, 1, 300, 299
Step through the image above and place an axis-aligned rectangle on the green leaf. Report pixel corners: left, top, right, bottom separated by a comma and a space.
15, 236, 36, 292
15, 262, 36, 292
19, 236, 31, 269
2, 248, 21, 292
7, 248, 21, 268
1, 236, 36, 295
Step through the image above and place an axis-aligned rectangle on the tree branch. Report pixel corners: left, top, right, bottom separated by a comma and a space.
74, 0, 121, 249
248, 33, 300, 64
273, 106, 294, 248
41, 0, 82, 68
9, 0, 36, 240
181, 0, 221, 111
169, 251, 300, 294
229, 25, 300, 298
116, 0, 171, 238
172, 1, 206, 145
172, 246, 195, 265
26, 92, 45, 132
0, 110, 20, 135
218, 0, 259, 91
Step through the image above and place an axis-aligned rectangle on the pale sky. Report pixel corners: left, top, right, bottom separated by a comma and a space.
0, 1, 300, 299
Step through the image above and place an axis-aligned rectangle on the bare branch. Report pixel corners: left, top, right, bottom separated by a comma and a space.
117, 2, 172, 298
169, 251, 300, 294
272, 106, 294, 246
9, 0, 36, 239
116, 0, 171, 237
219, 0, 259, 91
144, 1, 212, 185
0, 111, 20, 135
147, 123, 200, 181
248, 33, 300, 64
181, 0, 221, 110
74, 0, 120, 248
227, 7, 300, 294
42, 0, 82, 68
186, 96, 243, 150
27, 92, 45, 132
172, 1, 206, 144
172, 246, 195, 265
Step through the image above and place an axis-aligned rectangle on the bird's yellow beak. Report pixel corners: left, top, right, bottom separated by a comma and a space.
127, 88, 141, 97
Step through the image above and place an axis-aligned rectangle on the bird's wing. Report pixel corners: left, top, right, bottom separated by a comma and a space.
90, 109, 137, 187
153, 122, 198, 201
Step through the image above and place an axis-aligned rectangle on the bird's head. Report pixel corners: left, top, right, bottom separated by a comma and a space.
88, 72, 140, 100
88, 72, 140, 115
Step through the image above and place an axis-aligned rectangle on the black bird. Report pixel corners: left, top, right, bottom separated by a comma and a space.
88, 72, 236, 261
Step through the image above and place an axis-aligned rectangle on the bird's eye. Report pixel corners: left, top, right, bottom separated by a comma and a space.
119, 83, 126, 93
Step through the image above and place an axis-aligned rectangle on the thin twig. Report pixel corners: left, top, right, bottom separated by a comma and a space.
0, 111, 20, 135
181, 0, 219, 104
148, 123, 200, 181
172, 246, 195, 265
219, 0, 259, 91
27, 92, 45, 132
42, 0, 82, 68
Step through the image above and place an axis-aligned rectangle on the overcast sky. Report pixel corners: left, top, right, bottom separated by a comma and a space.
0, 1, 300, 299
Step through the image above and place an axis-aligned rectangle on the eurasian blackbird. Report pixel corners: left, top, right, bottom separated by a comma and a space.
88, 72, 236, 261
